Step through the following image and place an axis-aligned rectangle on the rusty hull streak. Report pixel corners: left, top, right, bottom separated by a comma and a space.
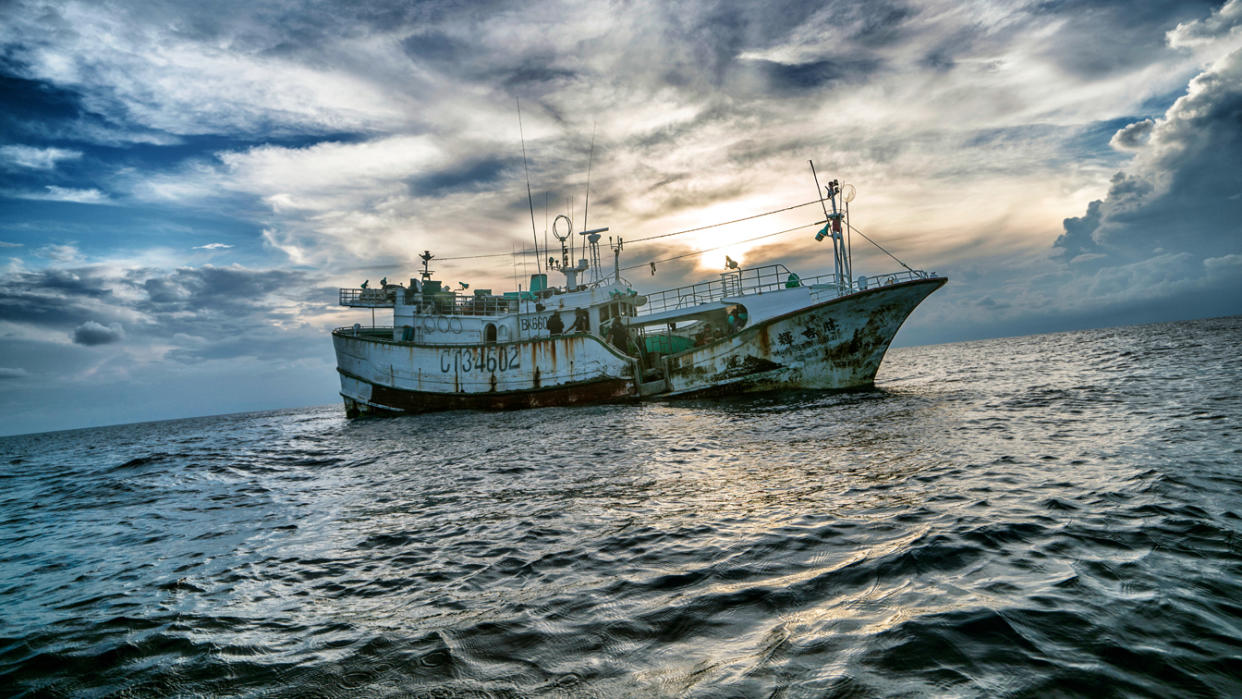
664, 277, 944, 397
333, 330, 638, 415
345, 370, 637, 413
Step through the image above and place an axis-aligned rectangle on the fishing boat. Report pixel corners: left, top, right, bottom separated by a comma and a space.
332, 172, 945, 417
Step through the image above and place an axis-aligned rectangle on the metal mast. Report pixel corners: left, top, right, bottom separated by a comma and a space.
517, 98, 541, 275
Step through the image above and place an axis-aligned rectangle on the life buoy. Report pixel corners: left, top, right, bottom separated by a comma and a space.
450, 317, 463, 333
421, 316, 435, 332
436, 316, 450, 333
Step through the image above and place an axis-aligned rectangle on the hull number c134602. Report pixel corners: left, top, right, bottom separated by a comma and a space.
440, 346, 521, 374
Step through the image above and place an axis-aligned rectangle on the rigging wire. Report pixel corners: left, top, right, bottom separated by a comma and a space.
624, 198, 822, 244
620, 220, 827, 272
847, 223, 917, 274
435, 198, 823, 261
429, 206, 918, 280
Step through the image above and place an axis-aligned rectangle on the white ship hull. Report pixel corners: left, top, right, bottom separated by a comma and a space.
331, 277, 944, 414
661, 277, 945, 396
333, 330, 639, 416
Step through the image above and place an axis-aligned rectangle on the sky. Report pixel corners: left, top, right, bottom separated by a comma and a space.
1, 0, 1241, 436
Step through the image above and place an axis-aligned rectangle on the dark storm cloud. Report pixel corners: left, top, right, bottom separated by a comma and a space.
26, 268, 112, 297
1054, 46, 1242, 267
71, 320, 123, 345
0, 267, 115, 325
0, 263, 331, 361
400, 29, 470, 64
1055, 199, 1103, 261
602, 0, 901, 98
407, 156, 519, 197
734, 57, 881, 94
65, 0, 466, 58
1031, 0, 1220, 78
400, 29, 578, 89
0, 74, 85, 129
501, 64, 578, 88
120, 266, 335, 363
129, 266, 314, 314
0, 72, 170, 147
1107, 118, 1154, 150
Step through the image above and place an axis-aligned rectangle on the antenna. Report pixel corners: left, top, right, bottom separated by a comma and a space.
580, 226, 608, 284
419, 250, 435, 280
611, 236, 624, 282
809, 160, 846, 291
516, 98, 541, 275
583, 121, 597, 234
552, 214, 573, 268
841, 184, 855, 284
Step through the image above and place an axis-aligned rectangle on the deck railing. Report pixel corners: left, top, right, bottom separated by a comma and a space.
339, 287, 519, 315
637, 265, 938, 316
418, 294, 518, 316
639, 265, 793, 315
339, 288, 396, 307
340, 267, 940, 317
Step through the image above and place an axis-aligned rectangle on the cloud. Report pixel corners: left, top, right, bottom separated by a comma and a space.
1005, 41, 1242, 339
0, 0, 1218, 294
1055, 46, 1242, 263
1168, 0, 1242, 47
0, 261, 326, 343
0, 144, 83, 169
0, 1, 412, 138
1109, 119, 1154, 150
1, 0, 1240, 435
36, 243, 84, 263
0, 367, 29, 379
59, 0, 1213, 296
21, 186, 110, 204
72, 320, 124, 346
0, 241, 23, 248
1204, 252, 1242, 273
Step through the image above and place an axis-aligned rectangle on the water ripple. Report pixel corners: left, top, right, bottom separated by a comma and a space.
1, 316, 1240, 696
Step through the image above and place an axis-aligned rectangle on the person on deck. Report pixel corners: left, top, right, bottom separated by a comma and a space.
546, 312, 565, 335
608, 318, 629, 353
567, 308, 589, 333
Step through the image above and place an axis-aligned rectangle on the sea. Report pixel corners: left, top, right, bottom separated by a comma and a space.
2, 316, 1241, 697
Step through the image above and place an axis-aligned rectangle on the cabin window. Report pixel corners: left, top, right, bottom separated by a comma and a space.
600, 301, 635, 323
484, 323, 497, 344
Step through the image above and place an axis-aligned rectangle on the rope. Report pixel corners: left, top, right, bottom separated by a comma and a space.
435, 198, 823, 261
